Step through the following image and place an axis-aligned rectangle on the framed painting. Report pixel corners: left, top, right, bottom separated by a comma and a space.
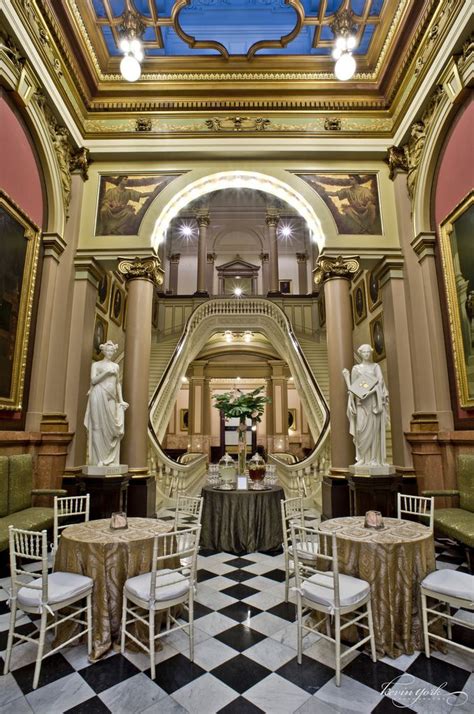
93, 313, 108, 361
352, 278, 367, 325
97, 271, 111, 314
110, 283, 125, 326
279, 280, 292, 294
370, 314, 386, 362
295, 172, 382, 234
180, 409, 189, 432
367, 269, 382, 311
0, 191, 41, 411
439, 191, 474, 409
95, 173, 182, 236
318, 290, 326, 328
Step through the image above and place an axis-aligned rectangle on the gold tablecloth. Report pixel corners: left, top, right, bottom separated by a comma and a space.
54, 517, 172, 659
319, 516, 436, 658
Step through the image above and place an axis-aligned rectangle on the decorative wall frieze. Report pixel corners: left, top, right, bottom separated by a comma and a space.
458, 31, 474, 68
33, 90, 89, 213
118, 255, 164, 287
205, 116, 271, 132
386, 84, 445, 200
135, 118, 152, 132
0, 32, 25, 69
324, 118, 341, 131
313, 255, 360, 284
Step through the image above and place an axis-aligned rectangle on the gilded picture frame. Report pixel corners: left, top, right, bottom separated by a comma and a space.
110, 283, 125, 326
352, 278, 367, 325
180, 408, 189, 432
439, 191, 474, 409
93, 313, 108, 361
0, 191, 41, 411
369, 313, 386, 362
279, 279, 292, 294
367, 268, 382, 311
97, 271, 111, 314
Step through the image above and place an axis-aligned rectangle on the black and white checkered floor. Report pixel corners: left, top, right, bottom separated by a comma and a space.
0, 508, 472, 714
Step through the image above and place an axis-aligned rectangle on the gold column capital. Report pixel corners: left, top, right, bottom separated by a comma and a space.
196, 209, 210, 227
265, 210, 280, 227
118, 255, 164, 287
313, 255, 360, 285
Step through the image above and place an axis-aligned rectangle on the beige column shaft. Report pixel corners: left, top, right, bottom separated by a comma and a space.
26, 173, 85, 432
196, 211, 210, 295
297, 253, 308, 294
266, 210, 280, 294
64, 259, 102, 467
203, 377, 212, 436
119, 256, 164, 472
260, 253, 270, 295
206, 253, 215, 295
393, 174, 453, 429
269, 361, 289, 452
168, 254, 180, 295
187, 360, 208, 453
379, 259, 415, 468
315, 256, 359, 470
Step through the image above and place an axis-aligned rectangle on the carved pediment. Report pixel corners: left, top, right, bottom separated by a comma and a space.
216, 257, 260, 275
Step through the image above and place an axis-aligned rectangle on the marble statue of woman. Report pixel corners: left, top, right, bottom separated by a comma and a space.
84, 341, 128, 466
342, 344, 389, 467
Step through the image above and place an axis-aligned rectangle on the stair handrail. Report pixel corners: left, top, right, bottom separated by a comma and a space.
148, 298, 330, 482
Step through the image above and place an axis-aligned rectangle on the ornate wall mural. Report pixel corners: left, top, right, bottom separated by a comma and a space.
95, 174, 183, 235
296, 173, 382, 235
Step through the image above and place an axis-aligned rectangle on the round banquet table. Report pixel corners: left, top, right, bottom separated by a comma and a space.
318, 516, 436, 658
200, 485, 284, 554
54, 517, 172, 659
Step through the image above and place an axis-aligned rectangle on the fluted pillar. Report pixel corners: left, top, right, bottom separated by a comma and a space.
195, 210, 210, 296
118, 255, 164, 473
314, 256, 359, 471
266, 209, 280, 295
260, 253, 270, 295
297, 252, 308, 294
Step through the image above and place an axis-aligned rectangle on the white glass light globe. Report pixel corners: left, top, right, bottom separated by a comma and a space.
120, 54, 141, 82
334, 52, 356, 81
130, 38, 142, 55
335, 36, 346, 50
346, 35, 357, 50
119, 38, 130, 53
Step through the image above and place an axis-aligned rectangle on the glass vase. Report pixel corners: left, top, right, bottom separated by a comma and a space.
238, 418, 247, 475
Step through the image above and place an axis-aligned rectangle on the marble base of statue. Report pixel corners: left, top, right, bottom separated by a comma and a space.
80, 464, 129, 519
349, 464, 396, 477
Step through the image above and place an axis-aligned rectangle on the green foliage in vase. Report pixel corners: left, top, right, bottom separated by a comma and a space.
213, 387, 270, 423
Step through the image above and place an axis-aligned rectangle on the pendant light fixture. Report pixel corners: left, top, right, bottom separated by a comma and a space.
118, 8, 145, 82
331, 7, 357, 82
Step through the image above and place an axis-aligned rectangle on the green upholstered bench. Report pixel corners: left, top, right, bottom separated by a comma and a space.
423, 453, 474, 571
0, 454, 66, 552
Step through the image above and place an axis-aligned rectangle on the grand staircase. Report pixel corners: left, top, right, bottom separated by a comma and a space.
148, 335, 181, 400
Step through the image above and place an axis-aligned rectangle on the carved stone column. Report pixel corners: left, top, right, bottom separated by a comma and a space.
188, 361, 208, 454
168, 253, 180, 295
268, 361, 289, 453
266, 209, 280, 295
260, 253, 270, 295
118, 256, 164, 473
297, 252, 308, 294
195, 210, 210, 296
206, 253, 216, 295
26, 172, 86, 433
378, 257, 415, 470
314, 256, 359, 471
64, 257, 102, 468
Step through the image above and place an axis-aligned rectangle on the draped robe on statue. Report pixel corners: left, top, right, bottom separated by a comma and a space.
84, 361, 125, 466
347, 362, 388, 466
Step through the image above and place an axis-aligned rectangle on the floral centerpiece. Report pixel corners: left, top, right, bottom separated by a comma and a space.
213, 387, 270, 474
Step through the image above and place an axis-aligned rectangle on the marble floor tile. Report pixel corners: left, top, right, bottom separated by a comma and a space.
0, 672, 26, 707
245, 672, 312, 713
242, 589, 284, 611
247, 611, 290, 637
171, 672, 237, 713
99, 672, 167, 713
25, 672, 95, 714
193, 611, 237, 637
382, 672, 462, 714
304, 637, 359, 671
194, 584, 238, 610
244, 637, 297, 671
192, 636, 236, 670
314, 674, 382, 713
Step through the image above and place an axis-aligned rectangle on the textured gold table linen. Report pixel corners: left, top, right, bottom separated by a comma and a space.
54, 517, 172, 660
319, 516, 436, 659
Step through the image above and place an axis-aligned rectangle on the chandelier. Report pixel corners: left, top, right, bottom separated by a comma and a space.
118, 9, 145, 82
331, 8, 357, 81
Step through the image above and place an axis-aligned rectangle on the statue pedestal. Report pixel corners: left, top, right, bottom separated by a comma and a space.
349, 464, 396, 477
348, 472, 402, 518
80, 465, 129, 519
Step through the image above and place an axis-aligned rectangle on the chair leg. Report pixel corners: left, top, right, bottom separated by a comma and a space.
334, 610, 341, 687
189, 594, 194, 662
149, 609, 155, 681
33, 610, 48, 690
367, 600, 377, 663
421, 592, 430, 658
3, 600, 17, 675
120, 593, 127, 654
86, 594, 93, 656
297, 596, 303, 664
284, 554, 289, 602
445, 602, 452, 640
325, 614, 331, 639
